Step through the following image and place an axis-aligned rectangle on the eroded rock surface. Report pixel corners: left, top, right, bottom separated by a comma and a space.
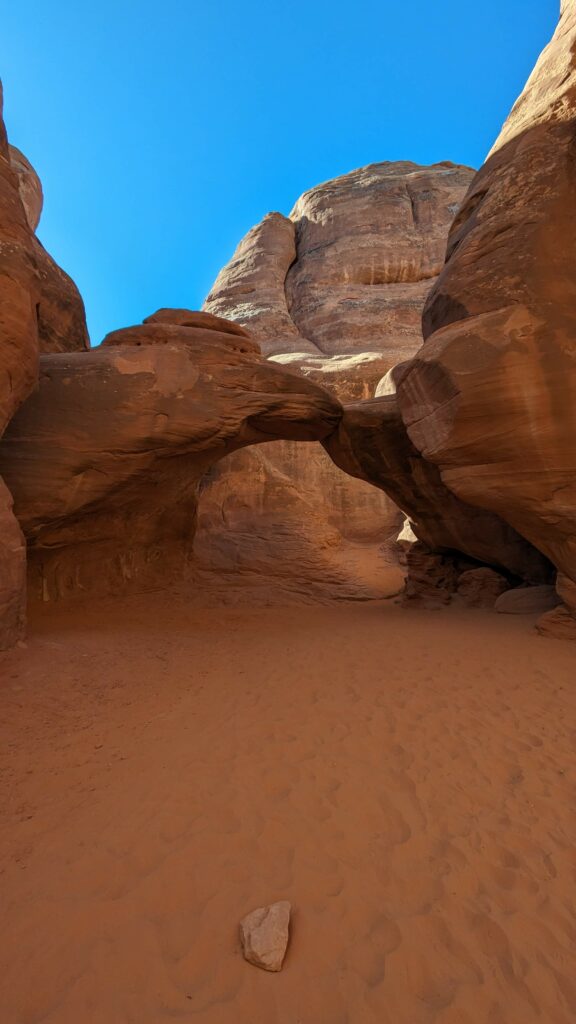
8, 146, 89, 354
193, 442, 402, 602
457, 568, 509, 609
322, 395, 550, 584
200, 163, 473, 592
206, 161, 474, 398
0, 312, 342, 602
0, 92, 39, 441
8, 145, 43, 232
0, 478, 26, 644
0, 87, 42, 647
395, 5, 576, 636
535, 605, 576, 642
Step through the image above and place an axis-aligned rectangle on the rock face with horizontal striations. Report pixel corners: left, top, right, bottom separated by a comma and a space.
199, 163, 473, 594
0, 311, 342, 603
284, 163, 471, 391
393, 4, 576, 636
206, 161, 474, 399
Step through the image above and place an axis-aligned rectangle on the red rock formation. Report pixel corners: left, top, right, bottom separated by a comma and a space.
0, 478, 26, 644
495, 585, 558, 616
0, 92, 39, 439
0, 86, 41, 647
0, 313, 342, 603
457, 568, 509, 609
7, 146, 89, 354
8, 145, 42, 232
393, 5, 576, 635
199, 163, 473, 593
144, 308, 251, 336
205, 162, 474, 398
32, 240, 89, 353
323, 395, 551, 584
0, 88, 91, 645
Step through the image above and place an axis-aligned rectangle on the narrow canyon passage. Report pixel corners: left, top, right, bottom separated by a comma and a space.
1, 591, 575, 1024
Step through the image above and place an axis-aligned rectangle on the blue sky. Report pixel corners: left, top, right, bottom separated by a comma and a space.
3, 0, 558, 344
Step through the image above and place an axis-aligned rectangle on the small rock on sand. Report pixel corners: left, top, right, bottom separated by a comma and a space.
240, 901, 291, 971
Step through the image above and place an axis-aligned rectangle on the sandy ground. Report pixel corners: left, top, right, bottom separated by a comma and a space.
1, 586, 575, 1023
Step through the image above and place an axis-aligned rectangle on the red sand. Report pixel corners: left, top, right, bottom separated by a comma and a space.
1, 590, 575, 1023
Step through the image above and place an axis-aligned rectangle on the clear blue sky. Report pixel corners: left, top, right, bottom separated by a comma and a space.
2, 0, 558, 344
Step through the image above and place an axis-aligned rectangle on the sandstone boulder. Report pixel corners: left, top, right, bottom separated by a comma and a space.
540, 573, 576, 639
535, 606, 576, 643
240, 901, 291, 972
495, 586, 559, 616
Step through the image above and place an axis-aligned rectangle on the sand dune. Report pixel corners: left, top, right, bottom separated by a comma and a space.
1, 588, 575, 1023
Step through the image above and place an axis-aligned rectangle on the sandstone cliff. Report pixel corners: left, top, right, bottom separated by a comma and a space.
8, 144, 89, 355
199, 163, 473, 594
0, 98, 89, 647
0, 90, 43, 647
205, 161, 474, 399
394, 2, 576, 634
312, 5, 576, 628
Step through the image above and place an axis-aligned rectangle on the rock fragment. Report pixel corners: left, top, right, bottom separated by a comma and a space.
239, 901, 291, 972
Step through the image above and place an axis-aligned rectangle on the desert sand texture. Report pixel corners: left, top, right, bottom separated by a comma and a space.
1, 584, 575, 1024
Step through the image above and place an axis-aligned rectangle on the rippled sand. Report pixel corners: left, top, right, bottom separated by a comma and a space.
1, 590, 575, 1023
